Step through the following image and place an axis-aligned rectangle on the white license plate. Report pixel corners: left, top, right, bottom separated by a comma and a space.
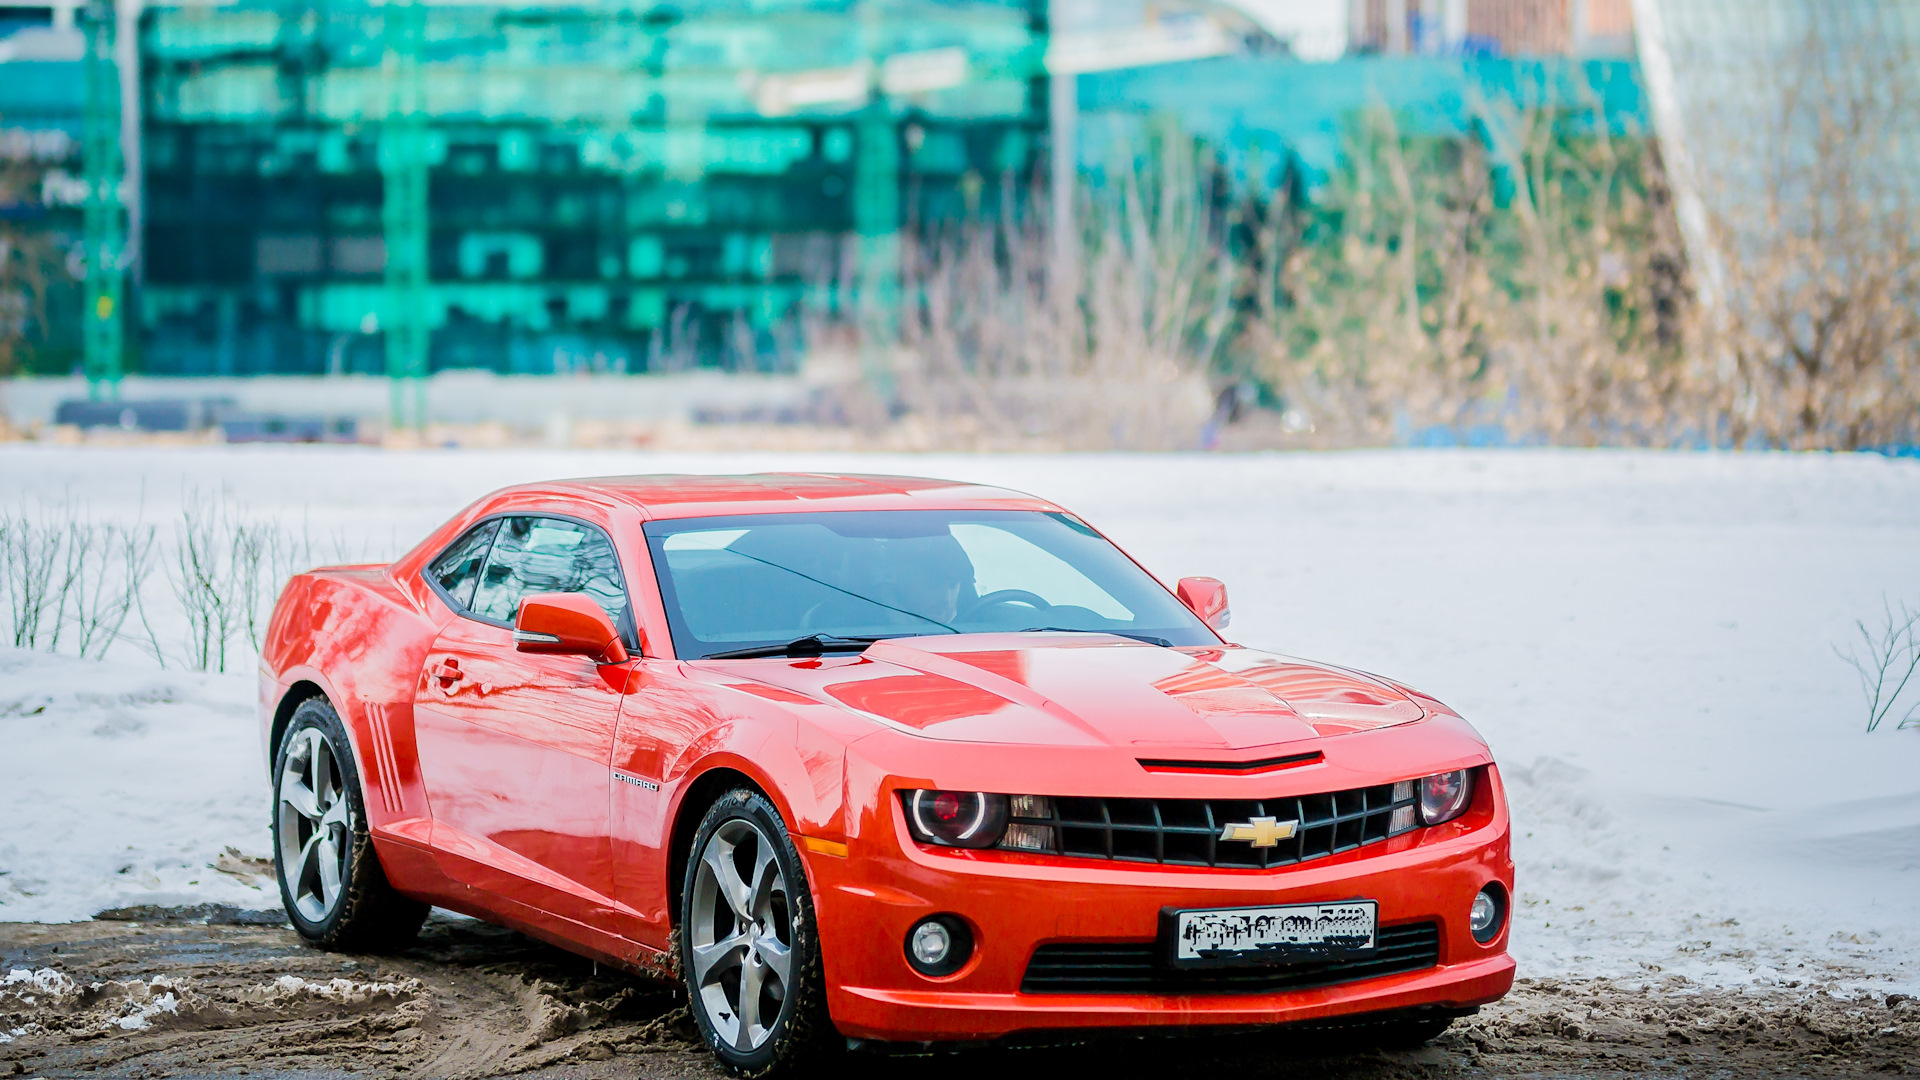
1166, 900, 1378, 968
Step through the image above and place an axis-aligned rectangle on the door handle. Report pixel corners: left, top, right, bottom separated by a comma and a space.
431, 658, 463, 692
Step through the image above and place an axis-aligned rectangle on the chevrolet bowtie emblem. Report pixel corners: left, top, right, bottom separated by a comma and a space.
1219, 816, 1299, 848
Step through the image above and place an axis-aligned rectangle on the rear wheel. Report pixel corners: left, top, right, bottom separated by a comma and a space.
272, 697, 428, 950
680, 788, 834, 1077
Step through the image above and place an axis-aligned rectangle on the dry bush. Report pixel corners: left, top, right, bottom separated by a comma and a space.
1, 505, 161, 660
1, 509, 63, 648
1689, 26, 1920, 450
868, 95, 1700, 452
868, 39, 1912, 452
167, 492, 332, 672
60, 519, 159, 662
1835, 599, 1920, 733
169, 494, 247, 673
0, 492, 385, 672
882, 133, 1231, 450
1248, 98, 1693, 446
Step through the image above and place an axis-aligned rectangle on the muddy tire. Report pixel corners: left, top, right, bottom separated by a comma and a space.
679, 788, 836, 1077
271, 697, 428, 951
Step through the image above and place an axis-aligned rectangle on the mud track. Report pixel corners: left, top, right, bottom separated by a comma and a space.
2, 911, 1914, 1079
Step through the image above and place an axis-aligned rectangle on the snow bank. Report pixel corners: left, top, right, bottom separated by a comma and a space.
2, 445, 1917, 994
0, 648, 268, 921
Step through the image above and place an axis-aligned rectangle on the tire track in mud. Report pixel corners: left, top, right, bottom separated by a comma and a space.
0, 913, 700, 1078
3, 913, 1916, 1079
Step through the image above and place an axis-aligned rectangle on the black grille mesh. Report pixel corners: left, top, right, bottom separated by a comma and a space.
1011, 782, 1416, 868
1021, 922, 1440, 995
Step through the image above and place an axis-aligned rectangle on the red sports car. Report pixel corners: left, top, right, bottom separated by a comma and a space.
259, 473, 1513, 1074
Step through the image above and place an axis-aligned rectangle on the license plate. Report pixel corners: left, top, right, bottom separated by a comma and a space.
1162, 900, 1377, 968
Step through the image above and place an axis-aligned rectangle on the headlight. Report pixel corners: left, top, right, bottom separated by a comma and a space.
902, 790, 1009, 849
1418, 769, 1474, 825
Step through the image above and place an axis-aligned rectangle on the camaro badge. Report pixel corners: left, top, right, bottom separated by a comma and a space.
1219, 816, 1299, 848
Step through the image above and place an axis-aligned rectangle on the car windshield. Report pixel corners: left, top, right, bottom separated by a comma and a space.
643, 510, 1217, 659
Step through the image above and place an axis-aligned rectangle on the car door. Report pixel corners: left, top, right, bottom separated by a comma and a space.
413, 514, 635, 929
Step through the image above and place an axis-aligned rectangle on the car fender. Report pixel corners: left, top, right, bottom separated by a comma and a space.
261, 569, 442, 842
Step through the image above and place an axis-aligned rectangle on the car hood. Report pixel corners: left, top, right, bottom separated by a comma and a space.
722, 632, 1424, 751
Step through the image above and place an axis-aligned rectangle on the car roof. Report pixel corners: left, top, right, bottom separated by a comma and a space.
496, 473, 1062, 520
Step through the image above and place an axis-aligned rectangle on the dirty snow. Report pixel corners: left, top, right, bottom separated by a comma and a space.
2, 445, 1917, 996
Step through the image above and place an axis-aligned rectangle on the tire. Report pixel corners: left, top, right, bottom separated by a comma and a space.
272, 696, 428, 951
679, 788, 835, 1077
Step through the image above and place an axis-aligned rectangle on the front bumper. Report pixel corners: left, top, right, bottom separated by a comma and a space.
805, 773, 1515, 1043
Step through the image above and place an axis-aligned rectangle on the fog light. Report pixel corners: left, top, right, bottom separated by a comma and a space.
904, 915, 973, 977
911, 921, 950, 965
1470, 885, 1507, 944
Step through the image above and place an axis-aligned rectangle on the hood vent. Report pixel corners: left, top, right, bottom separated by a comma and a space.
1135, 750, 1323, 774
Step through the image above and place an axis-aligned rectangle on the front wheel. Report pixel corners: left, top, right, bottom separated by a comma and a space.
680, 789, 834, 1077
271, 697, 427, 950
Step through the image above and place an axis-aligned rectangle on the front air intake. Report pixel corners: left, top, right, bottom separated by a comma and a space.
1021, 922, 1440, 995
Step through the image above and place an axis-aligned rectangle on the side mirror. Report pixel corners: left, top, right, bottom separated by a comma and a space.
514, 593, 630, 665
1176, 577, 1231, 631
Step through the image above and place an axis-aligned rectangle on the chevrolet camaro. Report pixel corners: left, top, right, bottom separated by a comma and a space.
259, 473, 1513, 1075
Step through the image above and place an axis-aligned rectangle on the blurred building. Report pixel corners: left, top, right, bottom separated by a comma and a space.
135, 0, 1049, 378
1350, 0, 1634, 56
1, 0, 1653, 399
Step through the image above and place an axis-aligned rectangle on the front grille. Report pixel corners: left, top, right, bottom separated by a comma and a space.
1021, 922, 1440, 995
1011, 783, 1417, 869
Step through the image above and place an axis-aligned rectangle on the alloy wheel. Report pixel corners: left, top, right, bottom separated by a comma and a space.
688, 817, 794, 1053
277, 725, 352, 924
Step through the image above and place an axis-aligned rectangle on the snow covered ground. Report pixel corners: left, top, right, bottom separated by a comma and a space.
0, 649, 269, 920
4, 445, 1918, 996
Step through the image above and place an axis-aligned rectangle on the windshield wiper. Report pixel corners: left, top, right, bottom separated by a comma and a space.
704, 634, 893, 660
1018, 626, 1172, 647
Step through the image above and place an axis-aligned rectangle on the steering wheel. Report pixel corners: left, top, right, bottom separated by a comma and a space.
961, 588, 1053, 622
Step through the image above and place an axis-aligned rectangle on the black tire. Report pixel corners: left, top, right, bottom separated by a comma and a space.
679, 788, 836, 1077
271, 696, 428, 951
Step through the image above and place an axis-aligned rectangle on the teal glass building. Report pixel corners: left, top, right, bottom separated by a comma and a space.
131, 0, 1047, 377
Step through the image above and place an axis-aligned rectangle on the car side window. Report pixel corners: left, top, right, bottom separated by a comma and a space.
469, 516, 629, 630
427, 520, 500, 611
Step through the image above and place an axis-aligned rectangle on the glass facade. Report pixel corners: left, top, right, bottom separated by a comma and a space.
135, 0, 1047, 376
